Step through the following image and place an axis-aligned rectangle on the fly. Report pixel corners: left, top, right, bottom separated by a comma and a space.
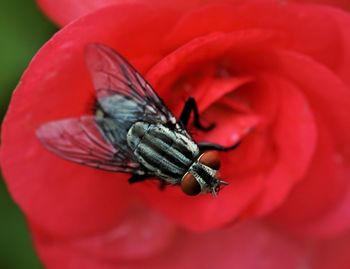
36, 43, 240, 196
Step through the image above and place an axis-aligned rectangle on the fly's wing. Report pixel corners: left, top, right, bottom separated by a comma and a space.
36, 116, 145, 174
85, 43, 177, 128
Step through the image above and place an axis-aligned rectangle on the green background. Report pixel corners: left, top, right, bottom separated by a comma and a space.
0, 0, 57, 268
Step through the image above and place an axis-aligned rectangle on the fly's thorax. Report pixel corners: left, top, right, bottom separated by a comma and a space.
126, 121, 151, 151
127, 122, 200, 183
180, 151, 228, 196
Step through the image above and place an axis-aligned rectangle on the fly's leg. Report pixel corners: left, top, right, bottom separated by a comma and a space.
198, 141, 241, 152
179, 97, 215, 131
128, 174, 152, 184
159, 180, 168, 191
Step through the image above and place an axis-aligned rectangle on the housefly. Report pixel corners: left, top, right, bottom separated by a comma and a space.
36, 43, 239, 196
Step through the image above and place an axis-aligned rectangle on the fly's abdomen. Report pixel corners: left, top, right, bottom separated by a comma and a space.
127, 122, 199, 183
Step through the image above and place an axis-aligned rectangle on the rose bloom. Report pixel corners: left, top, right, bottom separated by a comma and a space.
1, 0, 350, 268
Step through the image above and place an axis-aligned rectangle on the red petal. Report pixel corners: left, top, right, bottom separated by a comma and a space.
0, 4, 180, 236
165, 2, 349, 86
32, 206, 176, 268
293, 181, 350, 238
292, 0, 350, 10
310, 230, 350, 269
248, 74, 317, 216
33, 218, 350, 269
36, 0, 187, 26
36, 0, 172, 26
33, 221, 303, 269
35, 0, 247, 26
261, 50, 350, 236
36, 0, 350, 28
315, 5, 350, 88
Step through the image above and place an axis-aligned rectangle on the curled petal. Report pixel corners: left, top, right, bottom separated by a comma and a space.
262, 50, 350, 236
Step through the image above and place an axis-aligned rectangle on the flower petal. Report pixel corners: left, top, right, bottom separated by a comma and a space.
293, 0, 350, 10
35, 218, 350, 269
247, 74, 317, 216
35, 0, 246, 26
262, 50, 350, 236
165, 2, 348, 86
0, 3, 181, 236
32, 206, 176, 268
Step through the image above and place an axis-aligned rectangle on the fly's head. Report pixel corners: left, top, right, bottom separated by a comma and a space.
180, 151, 229, 196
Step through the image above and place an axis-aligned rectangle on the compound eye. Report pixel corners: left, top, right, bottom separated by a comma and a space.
198, 151, 221, 170
181, 172, 202, 196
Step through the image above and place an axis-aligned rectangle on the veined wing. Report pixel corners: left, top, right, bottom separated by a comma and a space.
36, 116, 145, 174
85, 43, 177, 126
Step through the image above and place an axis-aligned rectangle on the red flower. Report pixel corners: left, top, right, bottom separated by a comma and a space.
2, 0, 350, 268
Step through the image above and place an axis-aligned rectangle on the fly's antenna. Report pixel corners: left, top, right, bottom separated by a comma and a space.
210, 179, 229, 196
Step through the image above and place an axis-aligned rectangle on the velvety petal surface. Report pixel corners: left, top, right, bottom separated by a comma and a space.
35, 0, 247, 26
0, 3, 181, 236
32, 206, 176, 268
263, 50, 350, 236
164, 2, 350, 87
33, 221, 302, 269
36, 0, 350, 27
32, 218, 350, 269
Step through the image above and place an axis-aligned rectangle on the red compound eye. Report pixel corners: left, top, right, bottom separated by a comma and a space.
198, 151, 221, 170
181, 172, 201, 196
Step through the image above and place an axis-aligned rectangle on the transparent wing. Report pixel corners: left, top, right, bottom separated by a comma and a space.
85, 43, 177, 126
36, 116, 144, 174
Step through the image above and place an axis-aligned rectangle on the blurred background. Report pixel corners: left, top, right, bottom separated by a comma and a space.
0, 0, 57, 267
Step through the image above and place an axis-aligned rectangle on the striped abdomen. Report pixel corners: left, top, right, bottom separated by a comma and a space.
126, 122, 199, 183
